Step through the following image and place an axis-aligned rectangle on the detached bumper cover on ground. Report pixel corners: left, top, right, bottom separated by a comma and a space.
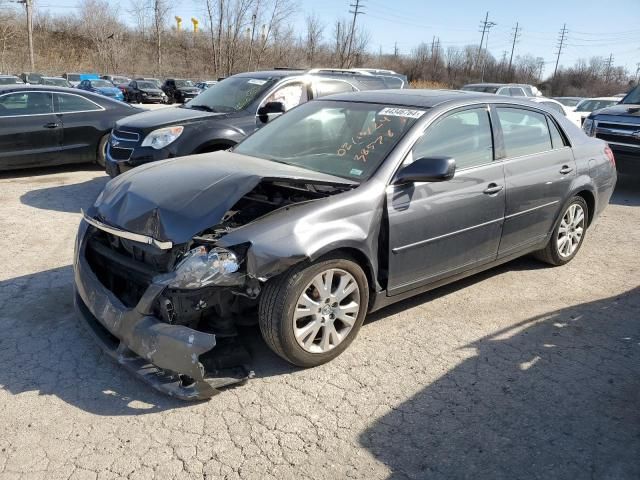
73, 221, 250, 400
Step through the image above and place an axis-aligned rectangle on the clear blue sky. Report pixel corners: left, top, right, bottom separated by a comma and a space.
36, 0, 640, 77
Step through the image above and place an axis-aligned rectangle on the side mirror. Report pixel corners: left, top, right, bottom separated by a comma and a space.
394, 156, 456, 184
257, 101, 285, 123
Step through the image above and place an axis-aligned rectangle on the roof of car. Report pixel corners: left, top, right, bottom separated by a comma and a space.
316, 88, 483, 108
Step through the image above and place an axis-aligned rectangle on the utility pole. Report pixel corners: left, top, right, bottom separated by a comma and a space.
480, 19, 496, 81
508, 22, 521, 79
476, 11, 489, 71
346, 0, 365, 68
393, 41, 398, 58
18, 0, 35, 70
635, 62, 640, 84
604, 53, 614, 82
553, 23, 568, 78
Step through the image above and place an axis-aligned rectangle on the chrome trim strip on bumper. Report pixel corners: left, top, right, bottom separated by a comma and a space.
82, 210, 173, 250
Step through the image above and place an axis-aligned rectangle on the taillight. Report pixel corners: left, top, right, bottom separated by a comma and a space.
604, 145, 615, 167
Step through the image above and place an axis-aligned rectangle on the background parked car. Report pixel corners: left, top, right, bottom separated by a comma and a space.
134, 77, 162, 89
553, 97, 584, 110
527, 97, 568, 116
461, 83, 529, 97
0, 85, 141, 170
102, 74, 130, 85
194, 80, 218, 90
161, 78, 201, 103
62, 73, 99, 87
125, 80, 167, 103
19, 72, 43, 84
0, 75, 23, 85
39, 76, 72, 87
76, 79, 125, 102
105, 69, 394, 176
569, 96, 620, 126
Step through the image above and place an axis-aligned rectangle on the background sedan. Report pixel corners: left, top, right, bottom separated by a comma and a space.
0, 85, 140, 170
76, 79, 125, 102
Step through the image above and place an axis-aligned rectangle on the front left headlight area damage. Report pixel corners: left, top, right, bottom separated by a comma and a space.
74, 178, 352, 400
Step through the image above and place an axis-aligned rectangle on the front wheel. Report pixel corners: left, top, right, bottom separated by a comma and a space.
96, 133, 109, 168
258, 255, 369, 367
535, 196, 588, 266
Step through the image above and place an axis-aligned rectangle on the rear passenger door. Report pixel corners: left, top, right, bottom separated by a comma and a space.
54, 92, 105, 163
495, 106, 576, 256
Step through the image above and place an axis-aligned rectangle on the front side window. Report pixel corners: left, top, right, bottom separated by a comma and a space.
0, 92, 53, 116
263, 82, 309, 111
411, 108, 493, 170
234, 100, 423, 181
497, 107, 552, 158
55, 93, 101, 113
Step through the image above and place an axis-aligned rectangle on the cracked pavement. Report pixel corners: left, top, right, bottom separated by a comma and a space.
0, 166, 638, 480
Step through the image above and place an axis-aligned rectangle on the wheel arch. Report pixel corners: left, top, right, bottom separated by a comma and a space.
192, 139, 237, 154
571, 188, 596, 226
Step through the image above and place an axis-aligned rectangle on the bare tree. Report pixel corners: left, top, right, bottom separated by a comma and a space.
0, 2, 18, 73
304, 12, 323, 65
151, 0, 171, 75
78, 0, 123, 73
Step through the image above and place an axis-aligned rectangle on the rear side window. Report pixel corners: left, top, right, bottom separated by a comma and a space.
547, 118, 566, 149
0, 92, 53, 116
497, 107, 552, 157
412, 107, 494, 169
55, 93, 102, 113
315, 79, 355, 98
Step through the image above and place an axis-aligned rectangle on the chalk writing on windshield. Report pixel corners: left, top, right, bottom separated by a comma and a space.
337, 116, 398, 162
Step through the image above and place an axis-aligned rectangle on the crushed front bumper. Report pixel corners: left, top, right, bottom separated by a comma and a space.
73, 220, 251, 400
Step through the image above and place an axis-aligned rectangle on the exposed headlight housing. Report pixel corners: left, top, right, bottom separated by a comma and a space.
170, 246, 241, 288
583, 118, 595, 137
141, 125, 184, 149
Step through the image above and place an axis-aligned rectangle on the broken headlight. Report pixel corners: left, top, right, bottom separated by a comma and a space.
170, 246, 241, 288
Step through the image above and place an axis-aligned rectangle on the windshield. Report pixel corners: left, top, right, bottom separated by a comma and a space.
67, 74, 80, 81
138, 81, 157, 89
234, 101, 424, 181
462, 85, 499, 93
186, 76, 277, 113
621, 86, 640, 105
91, 80, 113, 88
576, 99, 619, 112
175, 80, 194, 87
0, 77, 19, 85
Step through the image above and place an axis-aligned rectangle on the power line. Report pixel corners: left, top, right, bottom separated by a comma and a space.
553, 23, 568, 78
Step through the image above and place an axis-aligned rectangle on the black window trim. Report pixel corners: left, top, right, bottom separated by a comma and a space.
53, 91, 105, 114
0, 90, 55, 118
492, 103, 571, 161
403, 103, 497, 173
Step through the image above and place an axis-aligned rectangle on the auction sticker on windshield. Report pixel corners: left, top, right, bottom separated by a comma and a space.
248, 79, 267, 85
379, 107, 425, 119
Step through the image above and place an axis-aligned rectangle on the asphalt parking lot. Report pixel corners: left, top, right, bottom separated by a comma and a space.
0, 165, 638, 480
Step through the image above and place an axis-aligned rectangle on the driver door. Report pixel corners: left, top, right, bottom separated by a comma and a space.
386, 106, 506, 294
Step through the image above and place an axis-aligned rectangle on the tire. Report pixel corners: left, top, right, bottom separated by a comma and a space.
167, 94, 175, 104
136, 93, 143, 104
96, 134, 109, 168
258, 254, 369, 367
534, 196, 588, 266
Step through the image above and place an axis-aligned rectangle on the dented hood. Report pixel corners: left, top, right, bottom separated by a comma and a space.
89, 151, 354, 245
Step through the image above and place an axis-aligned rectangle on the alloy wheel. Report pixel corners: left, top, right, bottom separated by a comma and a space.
557, 203, 585, 258
292, 268, 360, 354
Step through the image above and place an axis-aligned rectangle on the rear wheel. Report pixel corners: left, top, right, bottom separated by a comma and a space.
535, 196, 588, 266
96, 134, 109, 168
258, 255, 369, 367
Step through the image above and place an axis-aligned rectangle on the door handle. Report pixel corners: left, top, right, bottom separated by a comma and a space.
559, 165, 573, 174
483, 183, 504, 195
43, 122, 60, 128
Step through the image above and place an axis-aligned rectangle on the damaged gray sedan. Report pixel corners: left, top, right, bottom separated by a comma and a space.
74, 90, 616, 400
